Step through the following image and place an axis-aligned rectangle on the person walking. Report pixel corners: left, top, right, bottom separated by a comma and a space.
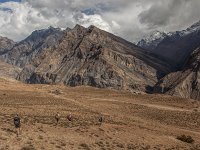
66, 113, 73, 127
67, 113, 72, 122
99, 115, 103, 125
55, 112, 61, 125
13, 114, 21, 137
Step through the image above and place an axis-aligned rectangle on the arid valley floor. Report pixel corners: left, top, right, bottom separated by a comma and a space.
0, 77, 200, 150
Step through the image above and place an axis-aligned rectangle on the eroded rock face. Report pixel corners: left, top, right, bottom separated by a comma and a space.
0, 60, 21, 79
0, 36, 15, 54
0, 27, 64, 68
154, 47, 200, 100
15, 25, 172, 92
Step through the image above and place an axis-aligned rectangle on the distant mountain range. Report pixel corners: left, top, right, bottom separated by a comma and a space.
137, 20, 200, 70
137, 31, 169, 51
0, 20, 200, 100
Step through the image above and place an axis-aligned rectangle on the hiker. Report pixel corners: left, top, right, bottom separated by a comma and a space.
13, 114, 21, 137
67, 113, 72, 122
55, 112, 61, 125
99, 115, 103, 125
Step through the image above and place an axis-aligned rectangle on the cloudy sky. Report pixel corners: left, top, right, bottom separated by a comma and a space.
0, 0, 200, 42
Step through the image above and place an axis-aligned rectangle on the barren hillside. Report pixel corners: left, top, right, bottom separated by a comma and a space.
0, 78, 199, 150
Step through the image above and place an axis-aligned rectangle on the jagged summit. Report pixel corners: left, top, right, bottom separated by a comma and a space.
0, 36, 15, 54
0, 26, 64, 67
24, 26, 62, 42
137, 31, 168, 51
187, 20, 200, 30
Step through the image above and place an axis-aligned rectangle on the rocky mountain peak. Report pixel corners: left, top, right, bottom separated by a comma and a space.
187, 20, 200, 31
137, 31, 168, 51
0, 26, 64, 67
0, 36, 15, 54
149, 31, 167, 39
24, 26, 62, 42
73, 24, 86, 31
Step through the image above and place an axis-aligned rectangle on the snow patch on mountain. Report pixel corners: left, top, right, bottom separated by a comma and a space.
137, 31, 168, 50
137, 20, 200, 51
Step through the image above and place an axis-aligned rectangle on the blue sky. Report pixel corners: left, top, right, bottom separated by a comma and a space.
0, 0, 21, 3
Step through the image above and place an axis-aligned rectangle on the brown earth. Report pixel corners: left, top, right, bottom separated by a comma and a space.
0, 78, 200, 150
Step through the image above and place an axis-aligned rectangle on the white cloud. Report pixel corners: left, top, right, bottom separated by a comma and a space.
72, 12, 112, 32
0, 1, 60, 41
0, 0, 200, 42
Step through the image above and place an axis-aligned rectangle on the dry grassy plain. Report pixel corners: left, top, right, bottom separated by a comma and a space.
0, 78, 200, 150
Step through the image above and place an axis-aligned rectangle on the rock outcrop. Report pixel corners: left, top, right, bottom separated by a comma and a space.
0, 26, 64, 68
0, 36, 15, 54
154, 46, 200, 100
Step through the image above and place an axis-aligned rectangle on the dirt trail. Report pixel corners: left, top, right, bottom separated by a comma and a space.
87, 97, 193, 112
0, 79, 200, 150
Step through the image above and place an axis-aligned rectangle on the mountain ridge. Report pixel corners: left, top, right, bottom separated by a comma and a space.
0, 36, 15, 55
137, 20, 200, 70
1, 22, 200, 99
0, 24, 173, 92
0, 26, 64, 68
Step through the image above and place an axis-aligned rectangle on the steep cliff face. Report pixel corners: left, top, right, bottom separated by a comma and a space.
16, 25, 171, 91
0, 27, 64, 68
154, 46, 200, 100
0, 36, 15, 54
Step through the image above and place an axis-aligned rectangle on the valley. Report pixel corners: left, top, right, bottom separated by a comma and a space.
0, 78, 200, 149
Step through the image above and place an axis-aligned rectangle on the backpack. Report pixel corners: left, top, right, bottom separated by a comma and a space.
14, 117, 20, 126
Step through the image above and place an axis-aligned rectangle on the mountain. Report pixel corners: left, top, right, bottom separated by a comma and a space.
0, 26, 64, 68
137, 20, 200, 69
1, 23, 200, 99
137, 31, 168, 51
4, 25, 171, 92
154, 46, 200, 100
0, 36, 15, 54
0, 60, 21, 79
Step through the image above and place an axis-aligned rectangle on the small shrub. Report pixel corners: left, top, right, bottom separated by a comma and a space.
21, 145, 36, 150
51, 90, 62, 95
38, 135, 43, 140
177, 135, 194, 143
116, 143, 124, 148
193, 109, 198, 112
127, 144, 136, 150
60, 142, 66, 147
79, 143, 90, 150
55, 145, 62, 149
